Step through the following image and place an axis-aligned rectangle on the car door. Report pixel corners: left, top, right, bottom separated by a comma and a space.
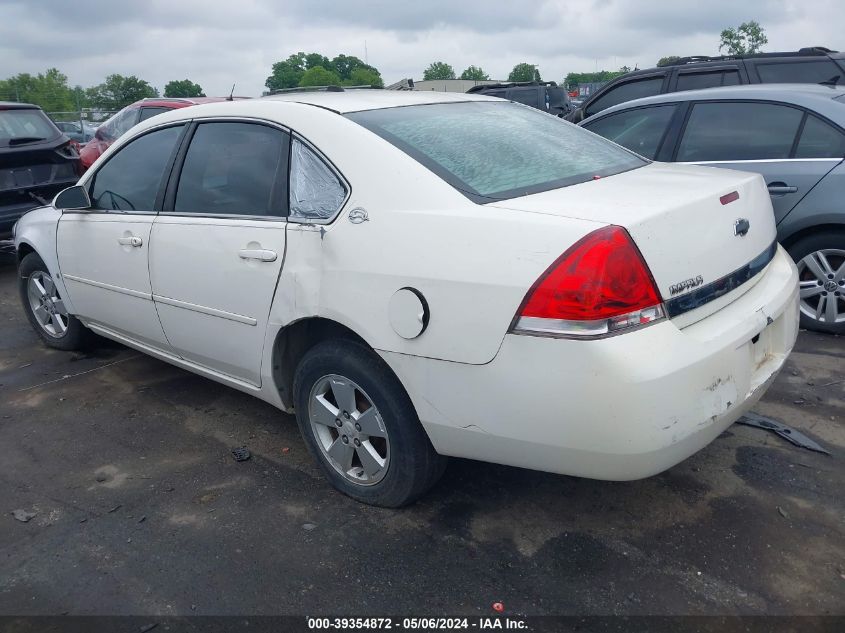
148, 120, 290, 386
56, 123, 186, 349
673, 100, 839, 223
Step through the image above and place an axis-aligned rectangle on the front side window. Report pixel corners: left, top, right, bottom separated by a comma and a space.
90, 124, 184, 211
756, 60, 842, 84
795, 115, 845, 158
677, 102, 803, 161
289, 138, 347, 220
348, 101, 645, 203
585, 77, 664, 116
174, 122, 288, 216
676, 70, 740, 91
584, 105, 677, 159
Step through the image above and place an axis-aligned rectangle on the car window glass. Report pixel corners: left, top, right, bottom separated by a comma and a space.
676, 70, 740, 91
99, 107, 140, 141
90, 125, 184, 211
139, 107, 171, 122
584, 105, 676, 159
677, 102, 803, 161
756, 60, 842, 83
289, 138, 347, 220
174, 122, 288, 216
795, 115, 845, 158
585, 77, 664, 116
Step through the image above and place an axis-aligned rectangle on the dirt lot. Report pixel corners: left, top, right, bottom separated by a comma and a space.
0, 252, 843, 616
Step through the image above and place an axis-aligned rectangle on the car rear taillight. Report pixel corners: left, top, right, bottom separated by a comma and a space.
511, 225, 665, 338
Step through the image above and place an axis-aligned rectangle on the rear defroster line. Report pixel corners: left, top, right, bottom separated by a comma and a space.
736, 412, 830, 455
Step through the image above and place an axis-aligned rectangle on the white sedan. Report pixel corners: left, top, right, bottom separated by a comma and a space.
14, 90, 799, 506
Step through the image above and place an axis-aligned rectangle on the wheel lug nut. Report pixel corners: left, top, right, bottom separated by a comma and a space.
342, 435, 348, 444
354, 423, 361, 431
354, 438, 361, 447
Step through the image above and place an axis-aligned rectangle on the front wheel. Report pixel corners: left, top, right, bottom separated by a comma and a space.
18, 252, 90, 350
293, 339, 446, 507
787, 232, 845, 335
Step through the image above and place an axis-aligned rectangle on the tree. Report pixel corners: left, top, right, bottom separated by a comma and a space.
423, 62, 456, 80
508, 63, 541, 82
460, 65, 490, 81
346, 67, 383, 87
719, 21, 768, 55
164, 79, 204, 98
266, 52, 383, 92
0, 68, 76, 112
86, 74, 158, 111
657, 56, 681, 67
298, 66, 341, 87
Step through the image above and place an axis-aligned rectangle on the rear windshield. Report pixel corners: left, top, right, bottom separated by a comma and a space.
0, 108, 59, 147
347, 101, 645, 203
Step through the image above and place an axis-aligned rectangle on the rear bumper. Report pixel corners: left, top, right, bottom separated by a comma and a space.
382, 245, 799, 480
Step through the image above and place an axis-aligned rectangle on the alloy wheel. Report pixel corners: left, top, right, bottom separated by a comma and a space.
308, 374, 390, 486
797, 248, 845, 326
26, 271, 69, 338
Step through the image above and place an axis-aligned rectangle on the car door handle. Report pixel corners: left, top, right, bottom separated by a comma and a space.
767, 183, 798, 195
238, 248, 277, 262
117, 236, 143, 247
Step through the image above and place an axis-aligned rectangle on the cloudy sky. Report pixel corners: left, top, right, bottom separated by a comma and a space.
0, 0, 842, 96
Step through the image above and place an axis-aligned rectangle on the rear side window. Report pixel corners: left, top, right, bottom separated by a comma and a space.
348, 101, 645, 203
139, 107, 172, 122
584, 105, 677, 159
174, 122, 288, 216
795, 115, 845, 158
90, 125, 184, 211
755, 60, 842, 83
677, 102, 803, 161
585, 76, 664, 116
676, 70, 740, 91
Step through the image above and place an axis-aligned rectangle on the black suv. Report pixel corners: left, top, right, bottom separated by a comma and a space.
467, 81, 572, 117
1, 102, 80, 237
567, 47, 845, 122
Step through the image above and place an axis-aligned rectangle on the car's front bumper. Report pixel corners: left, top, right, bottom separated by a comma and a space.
382, 245, 799, 480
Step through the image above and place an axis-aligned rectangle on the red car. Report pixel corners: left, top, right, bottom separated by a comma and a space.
80, 97, 234, 172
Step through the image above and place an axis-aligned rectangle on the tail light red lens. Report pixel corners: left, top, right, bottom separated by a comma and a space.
512, 225, 665, 337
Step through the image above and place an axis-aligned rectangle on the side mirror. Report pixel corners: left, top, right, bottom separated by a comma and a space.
53, 185, 92, 210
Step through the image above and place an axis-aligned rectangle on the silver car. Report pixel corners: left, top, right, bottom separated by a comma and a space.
580, 83, 845, 334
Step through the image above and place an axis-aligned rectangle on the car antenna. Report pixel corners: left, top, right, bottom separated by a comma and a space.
227, 84, 235, 101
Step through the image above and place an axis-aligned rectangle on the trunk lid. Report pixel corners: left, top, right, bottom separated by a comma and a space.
490, 162, 777, 325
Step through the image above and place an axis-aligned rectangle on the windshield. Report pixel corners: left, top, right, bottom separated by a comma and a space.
347, 101, 645, 203
0, 108, 58, 147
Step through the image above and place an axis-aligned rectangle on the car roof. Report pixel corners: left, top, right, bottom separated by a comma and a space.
589, 84, 845, 120
261, 89, 501, 113
0, 101, 41, 110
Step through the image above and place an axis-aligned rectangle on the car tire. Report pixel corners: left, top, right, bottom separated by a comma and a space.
18, 252, 91, 350
293, 338, 446, 507
787, 231, 845, 335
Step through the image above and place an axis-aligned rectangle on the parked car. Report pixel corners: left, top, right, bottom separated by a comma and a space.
567, 47, 845, 122
466, 81, 572, 116
1, 102, 80, 237
80, 97, 234, 172
580, 83, 845, 334
15, 91, 798, 506
54, 120, 98, 145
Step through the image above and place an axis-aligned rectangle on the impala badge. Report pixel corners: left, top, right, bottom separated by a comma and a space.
734, 218, 750, 237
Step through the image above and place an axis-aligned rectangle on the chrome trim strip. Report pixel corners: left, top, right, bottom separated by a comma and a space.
62, 274, 151, 300
152, 294, 257, 326
664, 241, 777, 318
680, 158, 841, 165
